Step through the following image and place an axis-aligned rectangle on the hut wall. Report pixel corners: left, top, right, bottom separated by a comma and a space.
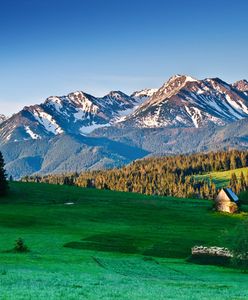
215, 190, 238, 213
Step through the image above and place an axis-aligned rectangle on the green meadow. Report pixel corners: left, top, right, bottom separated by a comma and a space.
0, 182, 247, 299
195, 167, 248, 188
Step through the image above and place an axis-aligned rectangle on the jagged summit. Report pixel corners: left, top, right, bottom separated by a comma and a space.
0, 75, 248, 144
144, 74, 199, 106
233, 79, 248, 93
0, 114, 7, 124
120, 75, 248, 129
0, 89, 140, 142
167, 74, 198, 83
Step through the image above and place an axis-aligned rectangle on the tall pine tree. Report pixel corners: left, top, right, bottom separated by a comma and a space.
0, 152, 8, 196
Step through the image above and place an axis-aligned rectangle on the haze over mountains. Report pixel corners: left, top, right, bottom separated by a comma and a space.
1, 75, 248, 178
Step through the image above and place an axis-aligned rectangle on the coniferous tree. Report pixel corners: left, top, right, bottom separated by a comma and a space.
0, 152, 8, 196
240, 172, 246, 191
230, 173, 238, 192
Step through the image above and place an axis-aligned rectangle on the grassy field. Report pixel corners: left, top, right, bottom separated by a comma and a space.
0, 182, 247, 299
195, 167, 248, 188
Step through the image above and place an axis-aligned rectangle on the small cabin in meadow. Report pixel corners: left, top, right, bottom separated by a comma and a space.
215, 188, 239, 213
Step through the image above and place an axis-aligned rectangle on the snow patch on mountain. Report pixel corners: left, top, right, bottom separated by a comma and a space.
46, 96, 63, 112
32, 108, 64, 134
80, 122, 110, 134
120, 75, 248, 129
113, 89, 157, 123
185, 106, 202, 128
25, 126, 40, 139
131, 88, 158, 102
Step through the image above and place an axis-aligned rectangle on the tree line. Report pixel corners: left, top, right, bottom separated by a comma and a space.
229, 171, 248, 195
0, 151, 8, 196
22, 150, 248, 199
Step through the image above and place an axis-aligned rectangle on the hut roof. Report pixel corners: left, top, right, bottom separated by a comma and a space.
223, 188, 239, 202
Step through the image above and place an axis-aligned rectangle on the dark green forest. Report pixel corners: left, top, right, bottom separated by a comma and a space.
22, 150, 248, 199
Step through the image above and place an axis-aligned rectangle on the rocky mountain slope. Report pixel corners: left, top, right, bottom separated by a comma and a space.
0, 114, 7, 124
0, 89, 157, 144
1, 75, 248, 144
3, 118, 248, 179
93, 118, 248, 155
233, 79, 248, 95
119, 75, 248, 128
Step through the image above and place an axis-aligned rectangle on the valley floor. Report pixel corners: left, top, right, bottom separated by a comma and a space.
0, 182, 247, 299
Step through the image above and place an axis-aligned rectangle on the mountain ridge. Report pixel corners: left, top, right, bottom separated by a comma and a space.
1, 75, 248, 144
3, 118, 248, 179
119, 75, 248, 128
0, 88, 157, 144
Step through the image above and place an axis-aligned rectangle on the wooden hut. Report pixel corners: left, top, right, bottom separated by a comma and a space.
215, 188, 239, 213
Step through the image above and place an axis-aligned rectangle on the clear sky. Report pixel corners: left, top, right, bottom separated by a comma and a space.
1, 0, 248, 115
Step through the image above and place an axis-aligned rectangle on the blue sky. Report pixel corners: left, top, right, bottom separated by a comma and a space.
1, 0, 248, 115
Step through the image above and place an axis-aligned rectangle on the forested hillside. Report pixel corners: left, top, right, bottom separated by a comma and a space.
22, 150, 248, 199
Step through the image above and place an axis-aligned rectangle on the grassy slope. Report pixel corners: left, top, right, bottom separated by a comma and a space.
195, 167, 248, 188
0, 182, 247, 299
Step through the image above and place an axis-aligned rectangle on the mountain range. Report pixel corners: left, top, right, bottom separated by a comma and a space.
0, 89, 157, 143
1, 75, 248, 178
121, 76, 248, 128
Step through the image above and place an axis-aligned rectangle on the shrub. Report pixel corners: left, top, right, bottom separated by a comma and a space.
14, 238, 29, 253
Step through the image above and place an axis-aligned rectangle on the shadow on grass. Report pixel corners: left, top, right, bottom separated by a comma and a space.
187, 254, 231, 266
64, 233, 139, 254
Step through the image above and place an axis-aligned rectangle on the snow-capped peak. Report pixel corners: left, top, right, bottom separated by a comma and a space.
1, 75, 248, 144
0, 114, 7, 124
119, 75, 248, 129
233, 79, 248, 93
164, 74, 198, 91
168, 74, 198, 83
105, 90, 128, 99
138, 75, 199, 108
131, 88, 158, 99
0, 88, 143, 142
